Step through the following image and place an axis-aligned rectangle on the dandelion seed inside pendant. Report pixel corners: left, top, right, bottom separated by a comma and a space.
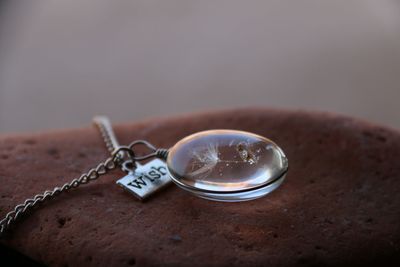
166, 130, 288, 201
95, 117, 288, 202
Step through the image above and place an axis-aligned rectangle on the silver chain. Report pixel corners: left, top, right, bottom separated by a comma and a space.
93, 116, 128, 163
93, 116, 169, 166
0, 153, 121, 237
93, 116, 121, 155
0, 116, 168, 237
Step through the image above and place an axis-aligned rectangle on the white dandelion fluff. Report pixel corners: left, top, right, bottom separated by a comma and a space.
189, 140, 260, 179
190, 143, 220, 178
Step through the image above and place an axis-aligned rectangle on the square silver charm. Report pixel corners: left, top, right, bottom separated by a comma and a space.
116, 159, 172, 200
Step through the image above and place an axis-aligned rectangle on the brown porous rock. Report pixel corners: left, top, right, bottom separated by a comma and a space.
0, 108, 399, 266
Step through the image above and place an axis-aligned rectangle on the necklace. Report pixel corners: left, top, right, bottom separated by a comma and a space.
0, 116, 288, 237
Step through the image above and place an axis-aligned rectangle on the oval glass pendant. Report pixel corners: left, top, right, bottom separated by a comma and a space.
166, 130, 288, 202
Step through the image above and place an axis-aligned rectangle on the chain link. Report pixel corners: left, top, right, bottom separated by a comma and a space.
93, 116, 127, 163
93, 116, 119, 154
0, 150, 123, 237
0, 116, 168, 237
93, 116, 169, 163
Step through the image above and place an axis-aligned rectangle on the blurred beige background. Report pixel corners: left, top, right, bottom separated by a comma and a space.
0, 0, 399, 133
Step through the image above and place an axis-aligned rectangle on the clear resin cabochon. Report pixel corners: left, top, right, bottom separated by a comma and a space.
166, 130, 288, 202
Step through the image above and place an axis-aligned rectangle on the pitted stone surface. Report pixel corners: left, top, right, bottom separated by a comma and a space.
1, 108, 400, 266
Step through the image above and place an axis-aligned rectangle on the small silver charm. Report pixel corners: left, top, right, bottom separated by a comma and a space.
116, 159, 172, 200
